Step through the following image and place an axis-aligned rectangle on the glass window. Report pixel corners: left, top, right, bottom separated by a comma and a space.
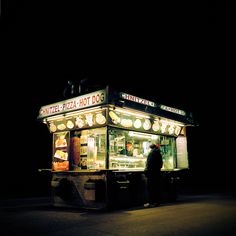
108, 128, 177, 170
160, 136, 177, 170
109, 128, 158, 170
71, 127, 106, 170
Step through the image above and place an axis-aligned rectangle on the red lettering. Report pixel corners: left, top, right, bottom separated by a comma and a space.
83, 98, 87, 106
66, 101, 71, 109
72, 100, 76, 109
54, 105, 59, 112
92, 95, 96, 104
62, 104, 66, 110
92, 94, 101, 104
96, 94, 100, 103
44, 108, 49, 115
87, 96, 91, 105
79, 98, 83, 107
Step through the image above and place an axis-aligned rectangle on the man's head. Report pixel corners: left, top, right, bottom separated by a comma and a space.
126, 142, 133, 150
150, 143, 160, 149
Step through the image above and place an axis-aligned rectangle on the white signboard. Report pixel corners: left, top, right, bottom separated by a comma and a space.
38, 89, 106, 119
176, 136, 189, 169
160, 105, 186, 116
120, 92, 157, 107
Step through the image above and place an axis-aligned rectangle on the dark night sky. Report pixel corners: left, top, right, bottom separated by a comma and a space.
1, 1, 235, 198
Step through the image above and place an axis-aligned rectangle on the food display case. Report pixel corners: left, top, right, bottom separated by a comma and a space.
38, 86, 195, 209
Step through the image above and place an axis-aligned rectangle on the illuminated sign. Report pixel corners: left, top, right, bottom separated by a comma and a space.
160, 105, 186, 116
38, 89, 106, 118
120, 92, 157, 107
108, 108, 182, 137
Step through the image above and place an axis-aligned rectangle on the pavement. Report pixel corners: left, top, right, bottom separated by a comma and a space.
0, 191, 235, 210
0, 192, 236, 236
0, 196, 52, 209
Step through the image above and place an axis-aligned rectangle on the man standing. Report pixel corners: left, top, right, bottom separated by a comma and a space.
144, 143, 163, 207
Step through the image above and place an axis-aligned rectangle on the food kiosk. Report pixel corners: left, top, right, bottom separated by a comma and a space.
37, 86, 195, 209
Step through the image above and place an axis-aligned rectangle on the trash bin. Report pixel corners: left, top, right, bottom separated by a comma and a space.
161, 172, 178, 202
115, 179, 130, 207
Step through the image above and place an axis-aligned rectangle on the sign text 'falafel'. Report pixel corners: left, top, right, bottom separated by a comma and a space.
120, 92, 157, 107
38, 90, 106, 119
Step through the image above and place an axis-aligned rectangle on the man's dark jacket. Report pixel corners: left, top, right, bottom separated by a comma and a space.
144, 147, 163, 176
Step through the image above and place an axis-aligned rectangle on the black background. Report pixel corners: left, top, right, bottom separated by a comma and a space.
1, 1, 235, 198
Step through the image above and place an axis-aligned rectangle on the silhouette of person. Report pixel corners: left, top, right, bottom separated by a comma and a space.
144, 143, 163, 207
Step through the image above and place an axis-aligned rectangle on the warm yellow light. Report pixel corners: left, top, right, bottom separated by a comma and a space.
129, 131, 157, 140
159, 119, 185, 127
46, 114, 65, 121
65, 107, 105, 117
46, 107, 105, 122
114, 108, 150, 119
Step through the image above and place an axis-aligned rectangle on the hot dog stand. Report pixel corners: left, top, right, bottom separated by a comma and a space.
37, 86, 195, 209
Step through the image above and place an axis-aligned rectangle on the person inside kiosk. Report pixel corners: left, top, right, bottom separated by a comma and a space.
119, 142, 134, 156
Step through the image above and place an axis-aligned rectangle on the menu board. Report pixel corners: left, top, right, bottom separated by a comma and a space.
176, 136, 189, 169
52, 131, 70, 171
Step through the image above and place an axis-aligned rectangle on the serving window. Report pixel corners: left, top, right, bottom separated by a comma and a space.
70, 127, 107, 170
108, 128, 178, 170
160, 136, 177, 170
